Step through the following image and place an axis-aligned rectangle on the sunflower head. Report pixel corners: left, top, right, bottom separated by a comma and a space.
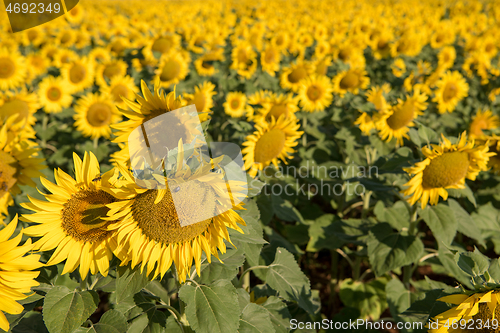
469, 109, 500, 139
402, 131, 495, 209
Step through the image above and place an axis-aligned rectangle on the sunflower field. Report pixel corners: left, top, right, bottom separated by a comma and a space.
2, 0, 500, 332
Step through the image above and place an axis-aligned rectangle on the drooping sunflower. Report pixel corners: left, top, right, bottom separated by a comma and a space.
61, 57, 95, 93
432, 71, 469, 114
183, 81, 217, 122
469, 109, 500, 139
332, 68, 370, 97
100, 75, 139, 109
105, 143, 247, 282
95, 59, 128, 87
428, 290, 500, 333
242, 115, 303, 177
22, 152, 118, 280
38, 76, 73, 114
223, 92, 252, 118
0, 119, 45, 217
298, 75, 334, 112
0, 48, 27, 91
74, 93, 121, 139
252, 92, 299, 124
402, 132, 494, 209
0, 215, 43, 332
155, 52, 190, 88
374, 89, 428, 145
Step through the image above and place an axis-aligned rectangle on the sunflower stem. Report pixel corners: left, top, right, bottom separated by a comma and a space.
93, 137, 99, 150
403, 205, 419, 289
156, 305, 182, 321
361, 190, 372, 219
302, 117, 307, 147
238, 266, 269, 288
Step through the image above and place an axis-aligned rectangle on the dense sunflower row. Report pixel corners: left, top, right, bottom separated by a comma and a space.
0, 0, 500, 331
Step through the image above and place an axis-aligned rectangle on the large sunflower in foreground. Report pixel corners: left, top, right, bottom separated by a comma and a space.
298, 75, 333, 112
22, 152, 119, 279
0, 215, 43, 332
402, 132, 494, 209
432, 71, 469, 114
428, 290, 500, 333
242, 115, 303, 177
105, 144, 247, 282
374, 89, 428, 145
74, 93, 121, 139
0, 48, 27, 91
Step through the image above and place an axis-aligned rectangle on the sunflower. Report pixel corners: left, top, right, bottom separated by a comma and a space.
402, 132, 494, 209
194, 49, 224, 77
298, 75, 334, 112
366, 84, 391, 111
104, 144, 247, 283
112, 78, 205, 165
437, 46, 456, 70
242, 115, 303, 177
22, 152, 119, 280
230, 41, 257, 79
100, 75, 139, 109
155, 52, 190, 88
332, 68, 370, 97
433, 71, 469, 114
313, 56, 332, 76
183, 81, 217, 122
0, 119, 45, 217
0, 215, 43, 332
428, 290, 500, 333
25, 53, 50, 81
481, 135, 500, 174
95, 59, 128, 87
252, 92, 299, 124
0, 48, 27, 91
74, 93, 121, 139
279, 61, 313, 92
260, 44, 281, 77
469, 109, 500, 139
247, 90, 273, 106
223, 92, 252, 118
38, 76, 73, 114
142, 33, 181, 63
61, 57, 95, 93
354, 112, 375, 134
374, 89, 428, 145
88, 47, 112, 64
0, 89, 38, 141
392, 58, 406, 78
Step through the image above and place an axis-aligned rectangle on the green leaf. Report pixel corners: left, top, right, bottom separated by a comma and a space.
264, 247, 316, 314
306, 214, 344, 251
437, 246, 473, 289
237, 303, 275, 333
179, 280, 240, 333
419, 204, 458, 246
260, 297, 291, 333
488, 259, 500, 283
417, 123, 437, 144
42, 286, 99, 333
339, 277, 388, 321
408, 128, 421, 147
367, 223, 424, 276
195, 246, 246, 284
12, 312, 48, 333
385, 279, 420, 332
115, 265, 150, 303
448, 199, 484, 246
454, 249, 490, 277
446, 184, 477, 207
271, 195, 304, 223
92, 310, 128, 333
374, 201, 410, 231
